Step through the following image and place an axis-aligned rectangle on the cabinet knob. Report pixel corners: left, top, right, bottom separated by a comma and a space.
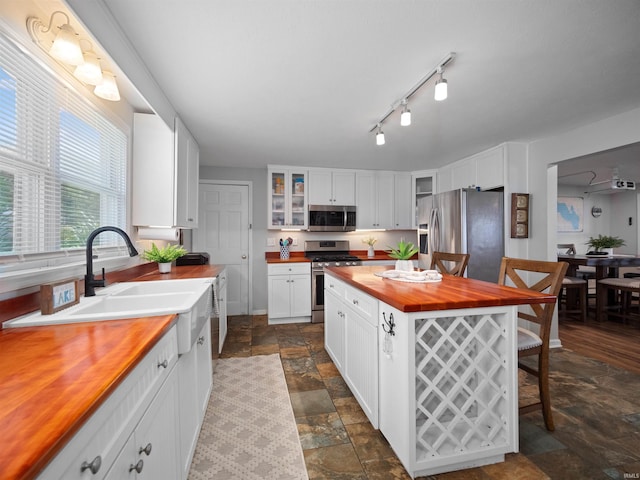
139, 443, 152, 456
157, 359, 168, 369
80, 456, 102, 474
129, 460, 144, 473
188, 217, 194, 222
242, 255, 247, 259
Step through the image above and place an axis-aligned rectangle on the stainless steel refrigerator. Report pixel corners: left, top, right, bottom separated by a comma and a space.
419, 188, 504, 283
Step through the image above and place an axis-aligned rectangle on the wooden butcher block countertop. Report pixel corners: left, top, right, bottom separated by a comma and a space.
325, 265, 556, 312
0, 264, 223, 480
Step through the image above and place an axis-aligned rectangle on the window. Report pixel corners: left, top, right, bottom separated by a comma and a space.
0, 32, 127, 262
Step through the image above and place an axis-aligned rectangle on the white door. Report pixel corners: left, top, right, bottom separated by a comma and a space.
195, 183, 250, 315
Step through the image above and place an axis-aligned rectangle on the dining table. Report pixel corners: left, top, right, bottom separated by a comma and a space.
557, 253, 640, 319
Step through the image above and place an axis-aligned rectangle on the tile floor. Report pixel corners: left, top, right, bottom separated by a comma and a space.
216, 315, 640, 479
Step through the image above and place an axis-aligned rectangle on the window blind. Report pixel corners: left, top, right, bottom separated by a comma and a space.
0, 31, 127, 259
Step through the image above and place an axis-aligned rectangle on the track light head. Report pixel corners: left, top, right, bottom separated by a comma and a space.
400, 100, 411, 126
376, 124, 385, 146
434, 67, 448, 101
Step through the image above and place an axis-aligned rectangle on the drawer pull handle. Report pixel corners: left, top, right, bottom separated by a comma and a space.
139, 443, 152, 456
80, 455, 101, 474
129, 459, 144, 473
157, 359, 168, 369
197, 336, 205, 345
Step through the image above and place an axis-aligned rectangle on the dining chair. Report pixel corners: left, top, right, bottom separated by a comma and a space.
430, 251, 470, 277
498, 257, 568, 431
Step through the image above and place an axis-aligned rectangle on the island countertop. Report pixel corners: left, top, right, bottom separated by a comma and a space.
325, 265, 556, 312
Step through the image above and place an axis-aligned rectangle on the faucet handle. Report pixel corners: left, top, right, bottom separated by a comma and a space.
98, 267, 106, 286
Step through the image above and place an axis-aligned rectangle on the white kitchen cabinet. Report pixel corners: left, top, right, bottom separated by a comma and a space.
178, 318, 213, 480
132, 114, 199, 228
324, 272, 379, 427
393, 172, 413, 229
267, 263, 311, 323
439, 145, 505, 192
105, 365, 180, 480
324, 284, 345, 371
216, 270, 228, 354
268, 167, 308, 229
411, 170, 437, 228
308, 168, 356, 205
37, 327, 179, 480
356, 171, 394, 229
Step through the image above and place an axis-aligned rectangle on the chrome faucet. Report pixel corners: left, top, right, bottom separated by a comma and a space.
85, 226, 138, 297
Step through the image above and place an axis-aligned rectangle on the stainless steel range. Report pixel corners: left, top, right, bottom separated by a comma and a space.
305, 240, 362, 323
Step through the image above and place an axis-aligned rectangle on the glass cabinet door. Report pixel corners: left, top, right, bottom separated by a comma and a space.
271, 172, 286, 227
290, 172, 306, 227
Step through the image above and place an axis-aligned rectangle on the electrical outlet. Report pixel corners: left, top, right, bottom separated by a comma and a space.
292, 238, 298, 246
267, 238, 275, 247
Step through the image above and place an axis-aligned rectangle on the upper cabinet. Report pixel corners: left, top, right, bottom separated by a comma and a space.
356, 171, 413, 230
438, 145, 505, 193
411, 170, 437, 228
308, 169, 356, 205
132, 114, 199, 228
268, 167, 308, 229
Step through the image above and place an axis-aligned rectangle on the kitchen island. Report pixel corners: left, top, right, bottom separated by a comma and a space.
324, 265, 555, 478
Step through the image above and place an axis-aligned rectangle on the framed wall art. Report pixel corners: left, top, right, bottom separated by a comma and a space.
557, 196, 584, 232
511, 193, 530, 238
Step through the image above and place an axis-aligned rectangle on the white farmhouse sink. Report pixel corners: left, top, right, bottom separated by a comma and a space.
5, 278, 214, 354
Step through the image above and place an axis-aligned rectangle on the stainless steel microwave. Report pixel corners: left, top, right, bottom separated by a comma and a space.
308, 205, 357, 232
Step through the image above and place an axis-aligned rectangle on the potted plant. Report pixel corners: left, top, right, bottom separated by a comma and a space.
362, 236, 377, 258
387, 240, 419, 271
142, 242, 187, 273
585, 235, 625, 255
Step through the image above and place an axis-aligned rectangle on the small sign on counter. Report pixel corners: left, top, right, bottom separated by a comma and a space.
40, 279, 80, 315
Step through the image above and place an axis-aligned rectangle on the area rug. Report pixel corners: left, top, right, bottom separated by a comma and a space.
188, 354, 309, 480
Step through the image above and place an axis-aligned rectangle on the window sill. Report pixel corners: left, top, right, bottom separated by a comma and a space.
0, 256, 141, 298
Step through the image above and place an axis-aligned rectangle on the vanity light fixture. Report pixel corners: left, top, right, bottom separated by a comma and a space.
370, 52, 455, 145
27, 11, 120, 101
434, 66, 448, 101
400, 99, 411, 126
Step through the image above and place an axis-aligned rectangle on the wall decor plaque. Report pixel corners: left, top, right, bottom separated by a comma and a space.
511, 193, 530, 238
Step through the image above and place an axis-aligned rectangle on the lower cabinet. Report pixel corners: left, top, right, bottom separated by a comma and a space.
324, 273, 379, 427
267, 263, 311, 323
178, 318, 213, 480
105, 366, 180, 479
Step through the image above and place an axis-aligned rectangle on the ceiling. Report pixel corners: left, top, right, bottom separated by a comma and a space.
83, 1, 640, 177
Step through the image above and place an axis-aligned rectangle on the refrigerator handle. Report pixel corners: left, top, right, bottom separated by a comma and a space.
429, 208, 439, 253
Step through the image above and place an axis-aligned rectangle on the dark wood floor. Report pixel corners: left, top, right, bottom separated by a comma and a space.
558, 308, 640, 375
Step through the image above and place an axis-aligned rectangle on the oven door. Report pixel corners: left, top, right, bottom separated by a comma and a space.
311, 268, 325, 323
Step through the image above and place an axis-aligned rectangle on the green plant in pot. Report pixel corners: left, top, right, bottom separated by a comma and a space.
142, 243, 187, 273
387, 240, 419, 271
585, 235, 625, 254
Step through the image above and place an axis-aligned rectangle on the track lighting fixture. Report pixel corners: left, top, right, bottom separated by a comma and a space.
400, 100, 411, 126
27, 11, 120, 102
369, 52, 455, 145
376, 124, 385, 146
434, 66, 448, 101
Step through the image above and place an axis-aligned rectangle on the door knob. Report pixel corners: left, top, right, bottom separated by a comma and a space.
242, 255, 247, 259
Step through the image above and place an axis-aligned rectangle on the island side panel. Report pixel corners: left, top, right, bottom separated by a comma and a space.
379, 303, 519, 478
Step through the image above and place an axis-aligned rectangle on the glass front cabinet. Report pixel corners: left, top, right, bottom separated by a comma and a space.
268, 167, 308, 229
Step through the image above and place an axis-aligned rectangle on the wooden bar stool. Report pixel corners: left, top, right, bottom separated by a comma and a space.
559, 275, 588, 321
430, 251, 470, 277
596, 277, 640, 324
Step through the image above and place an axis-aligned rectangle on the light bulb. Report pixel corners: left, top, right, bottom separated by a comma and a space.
400, 107, 411, 126
49, 23, 83, 65
376, 125, 385, 146
434, 78, 448, 101
74, 51, 103, 85
94, 71, 120, 101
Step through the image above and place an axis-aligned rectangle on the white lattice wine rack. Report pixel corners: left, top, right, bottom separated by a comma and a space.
415, 314, 510, 461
